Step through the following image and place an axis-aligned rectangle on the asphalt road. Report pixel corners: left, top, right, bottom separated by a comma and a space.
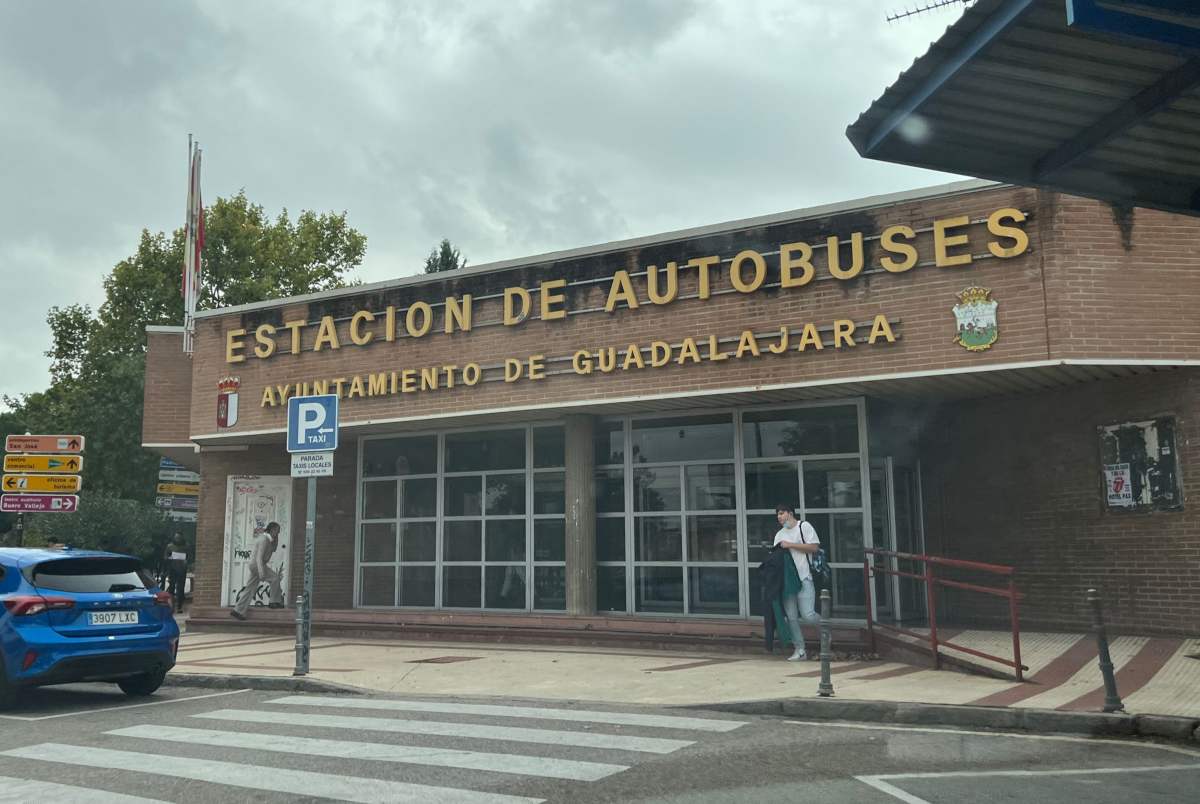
0, 684, 1196, 803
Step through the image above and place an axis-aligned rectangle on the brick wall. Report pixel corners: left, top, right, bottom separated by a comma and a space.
142, 330, 192, 445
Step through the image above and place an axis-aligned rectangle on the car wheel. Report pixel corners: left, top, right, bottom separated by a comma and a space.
116, 668, 167, 697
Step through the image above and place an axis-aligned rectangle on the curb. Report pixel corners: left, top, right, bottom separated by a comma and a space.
163, 672, 369, 696
692, 697, 1200, 744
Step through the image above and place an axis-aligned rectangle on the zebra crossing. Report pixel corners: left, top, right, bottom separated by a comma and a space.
0, 694, 748, 803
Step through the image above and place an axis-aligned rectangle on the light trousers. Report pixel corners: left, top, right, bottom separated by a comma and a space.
782, 578, 819, 648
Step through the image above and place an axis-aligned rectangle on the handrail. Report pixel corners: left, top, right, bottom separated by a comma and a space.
863, 547, 1026, 681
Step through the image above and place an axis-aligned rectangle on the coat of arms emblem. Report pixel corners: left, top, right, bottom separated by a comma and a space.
217, 376, 240, 428
952, 286, 998, 352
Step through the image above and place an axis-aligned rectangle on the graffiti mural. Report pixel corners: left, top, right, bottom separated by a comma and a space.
221, 476, 293, 607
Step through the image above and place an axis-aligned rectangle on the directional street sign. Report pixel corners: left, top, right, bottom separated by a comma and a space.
156, 495, 198, 511
287, 394, 339, 453
156, 482, 199, 496
167, 511, 197, 523
2, 455, 83, 474
158, 469, 200, 484
2, 474, 81, 493
159, 457, 186, 470
4, 435, 84, 454
0, 494, 79, 513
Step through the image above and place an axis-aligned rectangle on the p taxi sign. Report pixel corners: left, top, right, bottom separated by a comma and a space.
287, 394, 339, 453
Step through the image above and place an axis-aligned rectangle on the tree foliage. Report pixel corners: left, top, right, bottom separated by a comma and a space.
23, 493, 171, 565
424, 238, 466, 273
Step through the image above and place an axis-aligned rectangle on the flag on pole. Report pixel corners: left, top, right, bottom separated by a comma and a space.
182, 142, 203, 355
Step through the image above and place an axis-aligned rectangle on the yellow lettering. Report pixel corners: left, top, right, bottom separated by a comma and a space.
780, 242, 815, 288
707, 334, 729, 361
605, 271, 640, 312
445, 295, 473, 333
649, 341, 672, 367
528, 354, 546, 379
313, 380, 329, 395
540, 280, 567, 321
313, 316, 340, 351
621, 344, 645, 370
420, 366, 439, 390
348, 375, 366, 398
275, 384, 292, 402
443, 365, 458, 389
879, 225, 918, 273
252, 324, 276, 359
827, 232, 864, 280
282, 320, 305, 354
406, 302, 433, 338
573, 350, 593, 374
797, 324, 823, 351
385, 306, 397, 342
730, 250, 767, 293
646, 262, 678, 305
401, 370, 416, 393
260, 386, 276, 407
333, 377, 348, 397
934, 215, 973, 267
504, 358, 523, 383
833, 319, 856, 348
597, 347, 617, 373
987, 208, 1029, 258
868, 314, 897, 344
735, 330, 760, 357
349, 310, 375, 346
768, 326, 790, 354
462, 363, 482, 386
368, 372, 388, 396
687, 255, 720, 300
226, 328, 247, 363
504, 286, 532, 325
677, 338, 701, 365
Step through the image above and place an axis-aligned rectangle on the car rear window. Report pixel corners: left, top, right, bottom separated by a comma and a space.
27, 557, 152, 593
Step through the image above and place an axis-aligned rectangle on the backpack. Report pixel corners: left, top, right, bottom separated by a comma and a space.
800, 520, 832, 592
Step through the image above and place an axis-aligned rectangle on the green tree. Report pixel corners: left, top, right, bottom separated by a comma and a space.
23, 493, 171, 565
424, 238, 466, 273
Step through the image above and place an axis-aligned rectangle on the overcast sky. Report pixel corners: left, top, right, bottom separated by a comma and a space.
0, 0, 965, 402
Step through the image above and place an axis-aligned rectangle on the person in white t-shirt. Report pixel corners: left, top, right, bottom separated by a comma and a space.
773, 503, 821, 661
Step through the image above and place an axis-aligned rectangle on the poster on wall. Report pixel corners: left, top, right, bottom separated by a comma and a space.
1104, 463, 1134, 508
221, 476, 293, 607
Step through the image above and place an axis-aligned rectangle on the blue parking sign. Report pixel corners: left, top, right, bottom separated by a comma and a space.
287, 395, 339, 453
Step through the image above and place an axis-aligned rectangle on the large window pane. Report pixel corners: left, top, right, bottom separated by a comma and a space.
362, 481, 396, 519
443, 566, 480, 607
533, 426, 564, 468
534, 520, 565, 562
742, 406, 859, 458
748, 566, 764, 616
400, 522, 436, 562
486, 474, 526, 515
689, 567, 739, 615
401, 477, 437, 518
833, 567, 866, 614
635, 517, 682, 562
804, 459, 862, 509
486, 519, 526, 562
633, 468, 680, 512
635, 567, 683, 613
444, 476, 482, 517
533, 473, 565, 515
746, 513, 782, 562
399, 566, 435, 606
363, 435, 437, 477
631, 415, 734, 463
597, 566, 626, 612
444, 520, 481, 561
687, 516, 738, 562
534, 566, 565, 610
828, 513, 865, 565
596, 517, 625, 562
595, 469, 624, 513
595, 421, 624, 465
485, 566, 526, 609
361, 523, 397, 563
446, 429, 526, 472
744, 462, 799, 511
360, 566, 395, 606
685, 464, 735, 510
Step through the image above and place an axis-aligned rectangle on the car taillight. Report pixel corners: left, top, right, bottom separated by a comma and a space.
154, 591, 174, 608
1, 595, 74, 616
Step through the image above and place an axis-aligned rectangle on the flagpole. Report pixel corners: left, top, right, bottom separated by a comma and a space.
183, 135, 193, 354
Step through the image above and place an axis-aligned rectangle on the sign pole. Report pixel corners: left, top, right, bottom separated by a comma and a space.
14, 513, 23, 547
294, 476, 316, 676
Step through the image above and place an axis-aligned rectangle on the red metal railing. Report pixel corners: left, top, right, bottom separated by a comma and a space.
863, 548, 1027, 681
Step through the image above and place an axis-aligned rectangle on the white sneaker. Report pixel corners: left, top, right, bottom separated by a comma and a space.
787, 649, 806, 662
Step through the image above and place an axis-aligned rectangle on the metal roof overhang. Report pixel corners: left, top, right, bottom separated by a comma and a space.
187, 360, 1192, 447
847, 0, 1200, 216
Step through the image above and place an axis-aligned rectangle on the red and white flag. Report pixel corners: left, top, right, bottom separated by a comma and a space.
182, 142, 204, 354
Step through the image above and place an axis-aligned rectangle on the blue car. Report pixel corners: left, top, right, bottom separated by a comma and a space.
0, 547, 179, 708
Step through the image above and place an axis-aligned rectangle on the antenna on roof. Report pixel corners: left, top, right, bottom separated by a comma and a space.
886, 0, 973, 23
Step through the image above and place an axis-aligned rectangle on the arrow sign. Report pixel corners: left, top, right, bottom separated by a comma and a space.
3, 455, 84, 474
0, 494, 80, 513
2, 474, 81, 493
4, 434, 85, 454
156, 483, 199, 496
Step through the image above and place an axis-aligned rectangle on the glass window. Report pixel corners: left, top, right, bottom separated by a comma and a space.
534, 520, 565, 562
595, 468, 625, 513
687, 516, 738, 562
533, 473, 565, 515
745, 514, 778, 564
485, 566, 526, 609
446, 429, 526, 472
399, 566, 435, 606
362, 480, 396, 520
742, 406, 859, 458
685, 464, 735, 510
689, 567, 739, 615
828, 513, 865, 565
486, 474, 526, 515
360, 566, 395, 606
443, 566, 480, 607
594, 420, 624, 465
400, 522, 435, 562
486, 519, 526, 562
635, 517, 682, 562
804, 459, 862, 509
744, 462, 798, 511
635, 567, 683, 613
444, 521, 481, 561
361, 523, 397, 563
533, 426, 565, 468
534, 566, 565, 610
634, 467, 681, 512
597, 566, 626, 612
596, 517, 625, 562
363, 436, 437, 477
444, 476, 482, 517
834, 568, 866, 614
401, 477, 437, 518
631, 415, 734, 464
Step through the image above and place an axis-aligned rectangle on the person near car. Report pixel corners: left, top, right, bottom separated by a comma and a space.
163, 532, 189, 613
773, 503, 821, 661
231, 521, 284, 620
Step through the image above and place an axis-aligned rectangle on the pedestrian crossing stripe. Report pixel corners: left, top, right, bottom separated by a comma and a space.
266, 695, 748, 732
0, 744, 543, 804
107, 724, 629, 781
194, 707, 695, 753
0, 775, 160, 803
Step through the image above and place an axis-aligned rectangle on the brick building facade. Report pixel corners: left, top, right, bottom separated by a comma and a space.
143, 179, 1199, 637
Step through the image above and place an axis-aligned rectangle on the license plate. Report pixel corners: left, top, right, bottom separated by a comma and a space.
89, 611, 139, 626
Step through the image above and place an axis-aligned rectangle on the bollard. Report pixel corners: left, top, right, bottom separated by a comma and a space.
1087, 588, 1123, 713
818, 588, 834, 697
293, 594, 308, 676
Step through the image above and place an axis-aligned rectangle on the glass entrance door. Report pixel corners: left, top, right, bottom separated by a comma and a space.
870, 458, 927, 624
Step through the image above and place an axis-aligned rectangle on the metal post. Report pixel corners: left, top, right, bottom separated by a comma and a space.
1008, 576, 1024, 682
862, 558, 875, 654
14, 513, 24, 547
924, 561, 940, 670
1087, 588, 1124, 713
818, 589, 834, 697
293, 477, 316, 676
